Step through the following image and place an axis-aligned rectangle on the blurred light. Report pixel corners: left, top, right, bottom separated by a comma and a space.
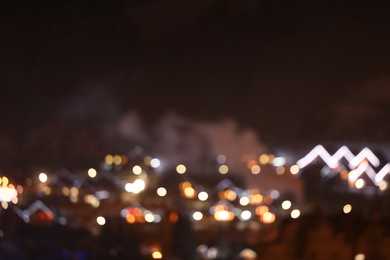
276, 166, 285, 175
291, 209, 301, 219
176, 164, 186, 174
133, 179, 146, 193
126, 214, 136, 224
180, 181, 192, 190
96, 216, 106, 225
355, 254, 365, 260
219, 165, 229, 174
105, 155, 114, 165
270, 190, 280, 199
169, 212, 179, 223
1, 201, 8, 209
16, 185, 23, 194
239, 197, 250, 206
150, 158, 161, 168
43, 186, 51, 196
259, 154, 270, 164
152, 251, 163, 259
157, 187, 167, 197
214, 210, 234, 221
355, 178, 365, 189
379, 181, 388, 191
282, 200, 292, 210
62, 187, 70, 196
246, 160, 257, 169
290, 165, 300, 175
70, 187, 79, 197
255, 205, 269, 216
132, 165, 142, 175
217, 154, 226, 164
343, 204, 352, 214
153, 214, 161, 223
125, 183, 134, 192
240, 210, 251, 221
145, 213, 155, 223
250, 194, 263, 204
2, 177, 8, 186
251, 165, 261, 175
39, 173, 47, 183
88, 168, 97, 178
184, 187, 196, 198
273, 157, 286, 167
198, 191, 208, 201
193, 211, 203, 221
262, 212, 275, 224
225, 190, 237, 201
11, 197, 18, 204
121, 155, 128, 164
113, 155, 122, 165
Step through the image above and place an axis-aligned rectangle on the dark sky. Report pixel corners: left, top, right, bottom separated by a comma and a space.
1, 1, 390, 175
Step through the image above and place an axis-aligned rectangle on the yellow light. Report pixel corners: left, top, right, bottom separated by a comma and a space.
259, 154, 269, 164
132, 165, 142, 175
224, 190, 237, 201
251, 165, 261, 174
218, 165, 229, 174
62, 187, 70, 196
380, 181, 388, 191
343, 204, 352, 214
1, 177, 8, 186
180, 181, 192, 191
214, 210, 234, 222
11, 197, 18, 204
291, 209, 300, 219
250, 194, 263, 204
290, 164, 299, 175
88, 168, 97, 178
126, 214, 136, 224
152, 251, 162, 259
255, 205, 269, 216
113, 155, 122, 165
70, 187, 79, 197
354, 253, 365, 260
43, 186, 51, 196
105, 154, 114, 165
176, 164, 186, 174
184, 187, 196, 198
1, 201, 8, 209
281, 200, 292, 210
262, 212, 275, 224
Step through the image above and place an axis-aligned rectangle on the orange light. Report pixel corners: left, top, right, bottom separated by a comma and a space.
126, 214, 136, 224
262, 212, 275, 224
255, 205, 269, 216
169, 212, 178, 223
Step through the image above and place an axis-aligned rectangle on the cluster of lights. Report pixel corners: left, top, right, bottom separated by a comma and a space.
0, 176, 20, 209
104, 154, 128, 166
120, 207, 161, 224
125, 179, 146, 194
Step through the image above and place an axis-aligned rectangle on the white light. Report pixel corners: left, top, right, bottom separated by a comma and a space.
217, 154, 226, 164
272, 157, 286, 167
193, 211, 203, 221
150, 158, 161, 168
132, 165, 142, 175
96, 216, 106, 225
291, 209, 300, 219
125, 183, 133, 192
239, 197, 250, 206
290, 165, 299, 175
88, 168, 97, 178
157, 187, 167, 197
133, 179, 145, 193
153, 214, 162, 223
240, 210, 252, 221
198, 191, 208, 201
0, 187, 17, 202
281, 200, 292, 210
355, 178, 365, 189
251, 165, 261, 174
39, 173, 48, 183
270, 190, 280, 199
145, 213, 155, 223
176, 164, 186, 174
343, 204, 352, 214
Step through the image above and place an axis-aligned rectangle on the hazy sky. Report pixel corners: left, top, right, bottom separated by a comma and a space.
1, 1, 389, 174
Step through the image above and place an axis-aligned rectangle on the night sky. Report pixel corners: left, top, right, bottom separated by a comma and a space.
1, 1, 390, 176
